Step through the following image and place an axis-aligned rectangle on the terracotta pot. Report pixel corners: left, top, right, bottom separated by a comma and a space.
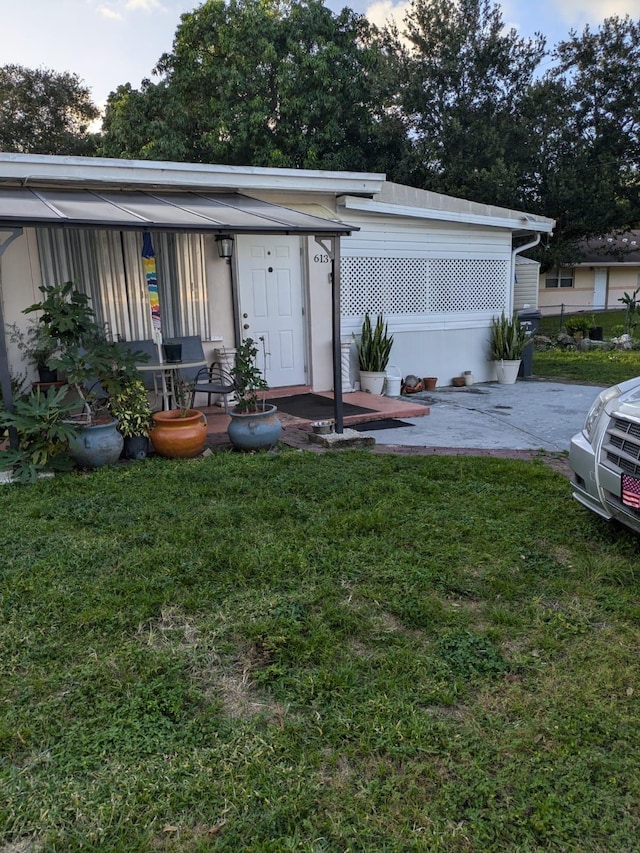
149, 409, 208, 458
423, 377, 438, 390
452, 376, 465, 387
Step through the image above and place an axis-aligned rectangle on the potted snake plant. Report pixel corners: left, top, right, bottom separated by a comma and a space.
489, 311, 531, 384
354, 313, 394, 394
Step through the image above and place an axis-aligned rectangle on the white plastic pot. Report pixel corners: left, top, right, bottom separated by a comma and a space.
385, 365, 402, 397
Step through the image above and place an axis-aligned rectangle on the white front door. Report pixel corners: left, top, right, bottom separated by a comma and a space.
237, 236, 307, 388
593, 267, 608, 308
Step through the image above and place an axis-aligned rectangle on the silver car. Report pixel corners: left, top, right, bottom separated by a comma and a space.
570, 377, 640, 533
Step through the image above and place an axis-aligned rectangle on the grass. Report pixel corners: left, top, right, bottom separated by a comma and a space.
538, 309, 628, 339
534, 348, 640, 385
535, 308, 640, 385
2, 450, 640, 850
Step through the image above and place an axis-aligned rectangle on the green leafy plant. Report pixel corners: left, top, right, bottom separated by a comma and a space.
108, 377, 155, 438
23, 281, 100, 347
0, 385, 78, 482
171, 376, 197, 417
618, 287, 640, 335
52, 340, 141, 424
564, 314, 595, 337
489, 311, 532, 360
8, 321, 61, 372
354, 312, 394, 372
233, 337, 269, 412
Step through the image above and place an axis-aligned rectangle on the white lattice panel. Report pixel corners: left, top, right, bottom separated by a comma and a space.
428, 259, 508, 313
341, 257, 507, 316
341, 258, 428, 315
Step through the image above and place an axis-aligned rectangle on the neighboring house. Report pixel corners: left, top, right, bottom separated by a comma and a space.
0, 153, 554, 407
538, 232, 640, 316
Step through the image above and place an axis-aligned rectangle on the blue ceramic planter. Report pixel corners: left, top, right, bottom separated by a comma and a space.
227, 404, 282, 451
68, 417, 124, 469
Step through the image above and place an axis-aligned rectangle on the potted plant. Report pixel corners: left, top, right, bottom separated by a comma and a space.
226, 337, 281, 451
8, 322, 61, 383
51, 339, 142, 468
148, 377, 208, 458
108, 377, 155, 460
354, 313, 394, 394
0, 385, 79, 483
489, 311, 532, 384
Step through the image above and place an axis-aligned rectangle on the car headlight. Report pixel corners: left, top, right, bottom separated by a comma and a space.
583, 386, 621, 443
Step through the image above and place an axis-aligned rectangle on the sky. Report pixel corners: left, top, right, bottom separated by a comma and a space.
2, 0, 640, 115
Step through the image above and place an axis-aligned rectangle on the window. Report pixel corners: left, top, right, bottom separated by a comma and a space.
36, 228, 210, 341
545, 267, 574, 289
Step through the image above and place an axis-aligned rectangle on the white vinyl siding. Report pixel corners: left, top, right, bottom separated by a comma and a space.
339, 215, 512, 326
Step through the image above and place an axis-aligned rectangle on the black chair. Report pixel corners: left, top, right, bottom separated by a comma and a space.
190, 361, 236, 412
171, 335, 207, 383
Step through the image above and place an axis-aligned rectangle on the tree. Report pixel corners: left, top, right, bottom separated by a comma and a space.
394, 0, 546, 207
529, 16, 640, 266
100, 0, 406, 172
0, 64, 99, 155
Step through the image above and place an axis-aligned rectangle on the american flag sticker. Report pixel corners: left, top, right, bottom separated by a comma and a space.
622, 474, 640, 509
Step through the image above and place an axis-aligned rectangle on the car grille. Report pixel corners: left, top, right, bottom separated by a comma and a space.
604, 417, 640, 477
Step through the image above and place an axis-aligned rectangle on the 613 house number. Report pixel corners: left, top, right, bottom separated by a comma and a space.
313, 254, 330, 264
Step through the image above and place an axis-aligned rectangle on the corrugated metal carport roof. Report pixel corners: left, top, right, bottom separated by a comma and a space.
0, 187, 353, 234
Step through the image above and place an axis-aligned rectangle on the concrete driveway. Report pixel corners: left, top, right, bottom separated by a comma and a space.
359, 380, 608, 452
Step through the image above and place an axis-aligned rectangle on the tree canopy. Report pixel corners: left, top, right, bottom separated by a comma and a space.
0, 64, 99, 155
3, 0, 640, 267
100, 0, 406, 173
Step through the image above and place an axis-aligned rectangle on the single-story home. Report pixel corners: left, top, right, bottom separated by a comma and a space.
538, 232, 640, 316
0, 153, 554, 419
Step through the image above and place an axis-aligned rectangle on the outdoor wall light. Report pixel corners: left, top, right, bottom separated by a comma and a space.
216, 235, 234, 259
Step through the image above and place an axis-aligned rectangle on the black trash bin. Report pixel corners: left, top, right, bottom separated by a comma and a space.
517, 307, 542, 378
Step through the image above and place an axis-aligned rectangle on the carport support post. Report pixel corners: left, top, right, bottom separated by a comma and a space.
0, 229, 23, 449
315, 235, 344, 434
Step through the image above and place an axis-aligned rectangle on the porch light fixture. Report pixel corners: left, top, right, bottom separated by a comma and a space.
216, 234, 234, 259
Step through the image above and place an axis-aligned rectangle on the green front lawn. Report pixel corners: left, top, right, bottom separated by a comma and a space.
2, 451, 640, 850
534, 348, 640, 385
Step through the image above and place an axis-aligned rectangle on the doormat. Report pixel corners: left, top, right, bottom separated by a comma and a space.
350, 419, 413, 432
268, 393, 375, 420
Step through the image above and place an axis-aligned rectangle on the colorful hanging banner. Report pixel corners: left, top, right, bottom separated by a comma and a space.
142, 232, 161, 338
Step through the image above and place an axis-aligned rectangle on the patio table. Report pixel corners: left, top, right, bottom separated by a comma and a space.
137, 359, 207, 410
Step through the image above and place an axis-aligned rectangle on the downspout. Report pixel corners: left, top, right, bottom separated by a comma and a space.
510, 233, 541, 312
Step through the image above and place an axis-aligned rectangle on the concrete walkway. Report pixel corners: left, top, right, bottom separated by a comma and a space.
204, 379, 606, 463
355, 379, 606, 453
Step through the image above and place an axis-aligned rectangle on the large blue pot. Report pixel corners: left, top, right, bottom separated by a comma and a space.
227, 404, 282, 451
69, 418, 124, 469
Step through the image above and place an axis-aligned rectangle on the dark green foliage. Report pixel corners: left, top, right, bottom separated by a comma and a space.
489, 311, 531, 360
0, 386, 78, 482
100, 0, 406, 173
0, 64, 99, 155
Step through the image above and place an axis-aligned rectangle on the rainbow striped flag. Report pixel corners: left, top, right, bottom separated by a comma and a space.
142, 232, 161, 338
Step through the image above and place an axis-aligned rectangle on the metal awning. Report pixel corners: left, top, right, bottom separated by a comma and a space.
0, 187, 354, 235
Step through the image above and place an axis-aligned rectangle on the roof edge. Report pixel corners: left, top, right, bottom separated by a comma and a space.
0, 153, 385, 197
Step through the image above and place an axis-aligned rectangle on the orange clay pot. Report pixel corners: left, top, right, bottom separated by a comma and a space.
149, 409, 208, 458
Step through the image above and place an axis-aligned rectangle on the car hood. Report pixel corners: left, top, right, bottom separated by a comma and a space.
614, 377, 640, 420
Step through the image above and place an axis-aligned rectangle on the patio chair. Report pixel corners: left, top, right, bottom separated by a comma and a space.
171, 335, 207, 383
190, 361, 237, 412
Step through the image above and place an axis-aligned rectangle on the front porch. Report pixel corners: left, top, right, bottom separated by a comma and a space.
197, 386, 430, 447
